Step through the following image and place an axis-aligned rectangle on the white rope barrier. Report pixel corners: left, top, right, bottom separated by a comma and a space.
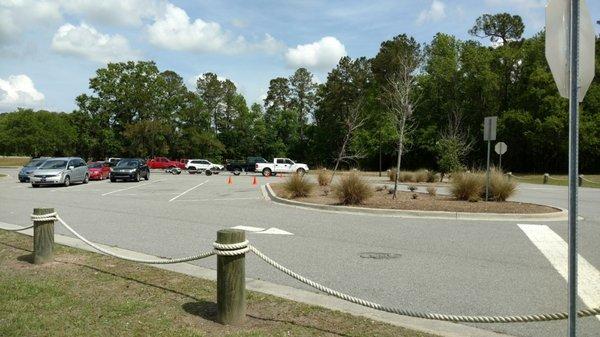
249, 245, 600, 323
24, 212, 600, 324
30, 213, 215, 264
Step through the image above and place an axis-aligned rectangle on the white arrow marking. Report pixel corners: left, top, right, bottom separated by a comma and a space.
231, 226, 293, 235
519, 224, 600, 320
232, 225, 265, 232
258, 227, 293, 235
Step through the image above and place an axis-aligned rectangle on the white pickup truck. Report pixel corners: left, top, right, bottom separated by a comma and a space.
255, 158, 309, 176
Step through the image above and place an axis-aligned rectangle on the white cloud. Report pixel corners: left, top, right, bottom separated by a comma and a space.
0, 0, 62, 43
285, 36, 347, 71
51, 23, 141, 63
147, 3, 283, 54
0, 75, 45, 110
416, 0, 446, 25
60, 0, 163, 27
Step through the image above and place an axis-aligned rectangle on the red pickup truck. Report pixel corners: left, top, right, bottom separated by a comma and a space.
147, 157, 186, 170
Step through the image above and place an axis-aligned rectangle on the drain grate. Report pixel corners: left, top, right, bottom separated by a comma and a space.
359, 252, 401, 259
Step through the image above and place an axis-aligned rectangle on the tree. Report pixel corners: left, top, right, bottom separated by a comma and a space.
469, 13, 524, 45
329, 99, 367, 184
374, 35, 422, 198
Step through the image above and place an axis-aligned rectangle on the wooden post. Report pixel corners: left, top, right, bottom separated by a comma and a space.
33, 208, 54, 264
216, 229, 246, 325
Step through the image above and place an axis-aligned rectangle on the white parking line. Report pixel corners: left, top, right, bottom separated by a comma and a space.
101, 179, 164, 196
519, 224, 600, 320
169, 179, 209, 202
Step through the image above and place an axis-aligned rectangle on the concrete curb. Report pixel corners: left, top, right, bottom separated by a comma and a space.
264, 184, 568, 222
0, 222, 513, 337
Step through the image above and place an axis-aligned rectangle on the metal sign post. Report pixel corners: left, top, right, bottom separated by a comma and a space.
494, 142, 507, 170
483, 117, 497, 201
546, 1, 595, 336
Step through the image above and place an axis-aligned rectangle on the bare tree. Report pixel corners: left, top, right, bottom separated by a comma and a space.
329, 99, 367, 184
384, 56, 421, 199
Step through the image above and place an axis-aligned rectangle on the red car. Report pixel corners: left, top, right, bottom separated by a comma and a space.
87, 161, 111, 180
147, 157, 186, 170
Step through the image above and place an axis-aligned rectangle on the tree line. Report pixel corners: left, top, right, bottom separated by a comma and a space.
1, 12, 599, 173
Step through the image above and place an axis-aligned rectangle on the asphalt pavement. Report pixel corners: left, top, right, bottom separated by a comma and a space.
0, 168, 598, 337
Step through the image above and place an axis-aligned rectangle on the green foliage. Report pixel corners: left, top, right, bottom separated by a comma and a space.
282, 173, 314, 199
333, 173, 373, 205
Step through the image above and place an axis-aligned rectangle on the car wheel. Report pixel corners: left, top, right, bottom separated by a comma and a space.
297, 168, 306, 175
262, 168, 272, 177
32, 184, 39, 188
83, 173, 89, 184
63, 176, 70, 187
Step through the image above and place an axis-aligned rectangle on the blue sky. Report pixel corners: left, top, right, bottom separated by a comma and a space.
0, 0, 598, 113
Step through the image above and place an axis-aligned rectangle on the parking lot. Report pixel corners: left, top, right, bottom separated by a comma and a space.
1, 167, 600, 337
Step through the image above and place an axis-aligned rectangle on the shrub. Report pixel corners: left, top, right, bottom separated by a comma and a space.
388, 169, 396, 182
283, 173, 314, 198
450, 172, 484, 201
426, 186, 437, 196
333, 173, 373, 205
316, 169, 332, 186
415, 169, 429, 183
489, 169, 516, 201
398, 171, 415, 182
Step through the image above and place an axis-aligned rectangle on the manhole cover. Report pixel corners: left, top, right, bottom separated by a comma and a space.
359, 252, 401, 259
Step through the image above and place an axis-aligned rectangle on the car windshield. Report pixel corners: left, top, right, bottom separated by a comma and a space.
25, 159, 45, 167
88, 162, 104, 168
39, 160, 68, 169
116, 159, 139, 168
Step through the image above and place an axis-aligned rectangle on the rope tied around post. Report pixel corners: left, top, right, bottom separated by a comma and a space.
213, 240, 250, 256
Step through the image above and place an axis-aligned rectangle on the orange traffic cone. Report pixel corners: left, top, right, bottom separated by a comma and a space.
252, 176, 257, 186
227, 176, 232, 185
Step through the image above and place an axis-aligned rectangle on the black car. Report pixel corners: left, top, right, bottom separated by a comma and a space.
109, 158, 149, 182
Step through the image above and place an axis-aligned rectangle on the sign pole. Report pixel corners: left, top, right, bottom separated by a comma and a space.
567, 0, 579, 335
485, 140, 491, 201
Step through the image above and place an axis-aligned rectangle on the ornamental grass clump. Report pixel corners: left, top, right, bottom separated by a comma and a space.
450, 171, 485, 202
333, 172, 373, 205
316, 169, 332, 186
283, 173, 314, 199
489, 169, 516, 201
415, 169, 429, 183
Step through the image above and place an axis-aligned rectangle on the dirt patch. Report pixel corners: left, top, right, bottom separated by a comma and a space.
271, 183, 559, 214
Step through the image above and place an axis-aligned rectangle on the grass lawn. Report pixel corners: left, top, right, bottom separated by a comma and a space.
511, 174, 600, 188
0, 230, 435, 337
0, 156, 30, 167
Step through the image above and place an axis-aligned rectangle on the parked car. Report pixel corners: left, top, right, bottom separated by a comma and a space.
110, 158, 149, 182
87, 161, 111, 180
255, 158, 309, 177
30, 157, 89, 187
107, 157, 121, 167
147, 157, 186, 170
18, 157, 49, 182
185, 159, 224, 174
225, 157, 268, 175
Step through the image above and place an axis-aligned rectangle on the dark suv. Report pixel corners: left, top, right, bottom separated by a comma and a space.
109, 158, 149, 182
